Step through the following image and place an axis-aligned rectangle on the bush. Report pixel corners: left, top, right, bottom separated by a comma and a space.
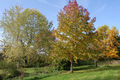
7, 63, 21, 78
0, 61, 8, 69
0, 61, 21, 79
75, 59, 94, 66
57, 59, 71, 70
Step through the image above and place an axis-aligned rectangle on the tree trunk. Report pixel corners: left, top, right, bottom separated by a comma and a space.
94, 60, 98, 68
70, 60, 73, 73
20, 71, 24, 80
17, 61, 19, 68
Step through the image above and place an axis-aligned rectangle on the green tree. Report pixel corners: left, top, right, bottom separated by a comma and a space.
1, 6, 53, 67
19, 8, 54, 67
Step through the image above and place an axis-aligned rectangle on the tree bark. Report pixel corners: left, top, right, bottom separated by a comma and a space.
70, 60, 73, 73
17, 61, 20, 68
94, 60, 98, 68
20, 71, 24, 80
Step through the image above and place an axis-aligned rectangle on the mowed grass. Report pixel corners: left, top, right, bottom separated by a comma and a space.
4, 64, 120, 80
42, 65, 120, 80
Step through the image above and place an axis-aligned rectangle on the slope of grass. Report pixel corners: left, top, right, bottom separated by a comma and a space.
4, 64, 120, 80
42, 65, 120, 80
11, 66, 61, 80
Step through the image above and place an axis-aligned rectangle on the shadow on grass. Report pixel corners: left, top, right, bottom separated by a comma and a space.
24, 65, 120, 80
73, 65, 96, 71
95, 65, 120, 71
75, 65, 120, 74
24, 72, 61, 80
25, 75, 51, 80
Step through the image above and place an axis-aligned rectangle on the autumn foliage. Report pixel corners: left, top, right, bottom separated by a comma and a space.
97, 26, 119, 58
0, 0, 120, 75
51, 0, 120, 72
52, 0, 97, 72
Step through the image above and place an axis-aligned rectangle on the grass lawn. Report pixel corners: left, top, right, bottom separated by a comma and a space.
3, 64, 120, 80
42, 65, 120, 80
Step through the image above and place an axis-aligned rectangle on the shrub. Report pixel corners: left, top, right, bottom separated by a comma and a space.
75, 59, 94, 66
57, 59, 71, 70
0, 61, 21, 79
0, 75, 3, 80
0, 61, 8, 69
7, 63, 21, 78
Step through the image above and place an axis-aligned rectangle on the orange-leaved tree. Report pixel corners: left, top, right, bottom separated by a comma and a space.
105, 27, 119, 58
97, 25, 119, 60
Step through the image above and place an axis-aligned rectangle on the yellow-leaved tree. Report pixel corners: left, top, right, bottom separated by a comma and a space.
97, 25, 119, 61
52, 0, 96, 73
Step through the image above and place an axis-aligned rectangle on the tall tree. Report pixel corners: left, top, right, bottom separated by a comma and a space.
19, 8, 54, 66
85, 25, 109, 67
1, 6, 24, 67
87, 31, 105, 67
52, 0, 96, 73
1, 6, 53, 67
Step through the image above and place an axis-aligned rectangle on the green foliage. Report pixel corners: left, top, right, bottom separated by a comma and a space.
6, 63, 20, 78
0, 61, 8, 69
25, 54, 50, 67
75, 60, 94, 66
0, 61, 20, 79
57, 59, 71, 70
0, 2, 120, 80
1, 6, 53, 67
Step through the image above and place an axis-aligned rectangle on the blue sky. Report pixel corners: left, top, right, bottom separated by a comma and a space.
0, 0, 120, 37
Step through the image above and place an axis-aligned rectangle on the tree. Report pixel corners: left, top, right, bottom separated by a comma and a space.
87, 31, 105, 67
19, 8, 54, 67
105, 27, 119, 58
1, 6, 25, 67
52, 0, 96, 73
1, 6, 53, 67
117, 36, 120, 57
97, 25, 119, 62
84, 25, 109, 67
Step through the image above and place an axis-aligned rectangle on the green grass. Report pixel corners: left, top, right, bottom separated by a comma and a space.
11, 66, 61, 80
2, 64, 120, 80
42, 65, 120, 80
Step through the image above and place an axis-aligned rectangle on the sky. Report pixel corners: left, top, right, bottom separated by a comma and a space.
0, 0, 120, 39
